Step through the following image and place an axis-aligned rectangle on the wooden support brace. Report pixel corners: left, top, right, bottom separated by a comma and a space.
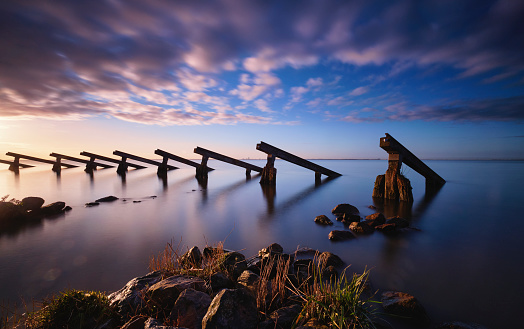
6, 152, 78, 172
0, 159, 34, 170
80, 151, 147, 170
194, 147, 263, 172
50, 153, 114, 172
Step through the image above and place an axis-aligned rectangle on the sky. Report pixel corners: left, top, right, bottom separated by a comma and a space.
0, 0, 523, 161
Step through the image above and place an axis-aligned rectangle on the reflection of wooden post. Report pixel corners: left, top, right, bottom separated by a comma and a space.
260, 154, 277, 185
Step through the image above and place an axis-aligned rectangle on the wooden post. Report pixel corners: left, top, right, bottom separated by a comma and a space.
8, 156, 20, 172
260, 154, 277, 185
196, 155, 209, 180
52, 156, 62, 173
117, 156, 128, 175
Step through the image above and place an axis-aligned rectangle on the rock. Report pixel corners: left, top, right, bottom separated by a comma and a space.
20, 197, 44, 211
365, 213, 386, 227
349, 221, 374, 234
109, 271, 164, 318
375, 223, 397, 234
386, 216, 410, 228
85, 202, 100, 207
202, 288, 258, 329
203, 246, 221, 259
144, 317, 177, 329
259, 243, 284, 257
236, 270, 260, 296
64, 206, 72, 211
181, 246, 203, 268
381, 291, 429, 325
39, 201, 66, 216
340, 213, 361, 224
294, 259, 313, 283
317, 251, 343, 268
95, 195, 119, 202
328, 230, 356, 241
147, 275, 207, 311
433, 321, 489, 329
169, 288, 212, 329
221, 252, 248, 280
321, 265, 338, 281
0, 201, 24, 221
314, 215, 333, 225
259, 304, 303, 329
209, 272, 235, 292
331, 203, 359, 216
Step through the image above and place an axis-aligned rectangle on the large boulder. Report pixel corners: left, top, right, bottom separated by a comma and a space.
365, 213, 386, 227
331, 203, 359, 217
221, 252, 248, 280
147, 275, 207, 311
328, 230, 356, 241
20, 197, 45, 211
236, 270, 260, 293
259, 243, 284, 257
381, 291, 429, 326
181, 246, 203, 268
209, 272, 235, 292
109, 271, 164, 318
169, 288, 211, 329
202, 288, 258, 329
314, 215, 333, 226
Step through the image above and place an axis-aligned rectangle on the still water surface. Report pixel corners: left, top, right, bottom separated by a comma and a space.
1, 160, 523, 328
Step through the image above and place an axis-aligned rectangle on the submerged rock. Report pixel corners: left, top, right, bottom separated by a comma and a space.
349, 221, 374, 234
95, 195, 119, 202
39, 201, 66, 216
365, 213, 386, 227
381, 291, 430, 326
314, 215, 333, 225
317, 251, 343, 268
331, 203, 359, 216
328, 230, 356, 241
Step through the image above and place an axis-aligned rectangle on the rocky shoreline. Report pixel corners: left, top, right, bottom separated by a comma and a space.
1, 197, 489, 328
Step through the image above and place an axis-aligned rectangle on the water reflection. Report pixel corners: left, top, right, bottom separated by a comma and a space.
261, 176, 336, 219
199, 174, 260, 206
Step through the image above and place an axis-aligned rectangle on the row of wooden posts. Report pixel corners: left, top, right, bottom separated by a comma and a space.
1, 135, 445, 195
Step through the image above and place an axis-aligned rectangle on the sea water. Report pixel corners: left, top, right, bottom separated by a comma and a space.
1, 160, 523, 328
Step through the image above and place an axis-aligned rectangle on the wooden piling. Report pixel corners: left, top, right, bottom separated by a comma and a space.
193, 147, 262, 179
256, 141, 342, 185
50, 153, 113, 172
80, 151, 147, 174
6, 152, 78, 173
155, 149, 214, 175
113, 150, 178, 175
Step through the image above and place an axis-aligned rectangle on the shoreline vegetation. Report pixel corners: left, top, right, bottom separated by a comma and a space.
1, 196, 489, 329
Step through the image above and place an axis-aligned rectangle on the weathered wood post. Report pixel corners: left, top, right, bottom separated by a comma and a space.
8, 156, 20, 172
196, 155, 209, 180
260, 154, 277, 185
117, 156, 128, 175
157, 156, 169, 177
52, 155, 62, 173
85, 156, 97, 173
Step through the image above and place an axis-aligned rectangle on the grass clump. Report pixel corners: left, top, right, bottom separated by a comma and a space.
24, 289, 118, 329
292, 263, 379, 329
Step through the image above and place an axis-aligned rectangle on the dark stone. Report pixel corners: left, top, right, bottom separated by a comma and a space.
340, 213, 361, 224
314, 215, 333, 225
181, 246, 203, 268
109, 271, 164, 318
259, 304, 303, 329
381, 291, 430, 326
64, 206, 72, 211
20, 197, 45, 211
433, 321, 489, 329
236, 270, 260, 295
317, 251, 343, 268
365, 213, 386, 227
321, 265, 338, 281
169, 288, 211, 329
375, 223, 397, 234
203, 246, 221, 259
201, 288, 258, 329
147, 275, 207, 311
0, 201, 24, 221
221, 251, 248, 280
95, 195, 119, 202
210, 272, 235, 292
259, 243, 284, 257
331, 203, 359, 216
349, 221, 374, 234
260, 253, 292, 280
328, 230, 356, 241
39, 202, 66, 215
85, 202, 100, 207
386, 216, 410, 228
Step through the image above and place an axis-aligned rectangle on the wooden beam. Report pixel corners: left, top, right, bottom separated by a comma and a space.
113, 150, 178, 170
0, 159, 34, 168
194, 147, 263, 173
80, 151, 146, 169
6, 152, 78, 168
155, 149, 214, 171
50, 153, 114, 169
256, 141, 342, 178
380, 133, 445, 187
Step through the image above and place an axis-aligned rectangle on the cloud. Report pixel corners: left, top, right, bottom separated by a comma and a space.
349, 86, 370, 96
